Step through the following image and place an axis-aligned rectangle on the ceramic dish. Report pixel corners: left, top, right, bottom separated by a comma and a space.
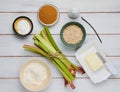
38, 4, 59, 26
60, 22, 86, 49
13, 16, 33, 36
75, 42, 112, 83
19, 59, 51, 91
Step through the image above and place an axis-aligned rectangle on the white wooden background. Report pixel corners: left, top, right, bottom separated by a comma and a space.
0, 0, 120, 92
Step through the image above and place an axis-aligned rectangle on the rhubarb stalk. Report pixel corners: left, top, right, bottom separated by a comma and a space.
23, 26, 85, 89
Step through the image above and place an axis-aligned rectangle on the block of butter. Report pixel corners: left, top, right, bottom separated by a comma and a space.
75, 42, 111, 83
84, 53, 104, 71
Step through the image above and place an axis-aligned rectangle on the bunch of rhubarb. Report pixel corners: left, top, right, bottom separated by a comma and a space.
23, 26, 85, 89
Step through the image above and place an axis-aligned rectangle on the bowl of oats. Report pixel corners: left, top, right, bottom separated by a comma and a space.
60, 22, 86, 49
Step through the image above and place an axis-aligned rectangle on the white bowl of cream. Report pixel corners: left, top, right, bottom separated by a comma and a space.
19, 59, 51, 91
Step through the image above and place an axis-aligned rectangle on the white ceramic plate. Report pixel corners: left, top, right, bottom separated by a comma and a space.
75, 42, 111, 84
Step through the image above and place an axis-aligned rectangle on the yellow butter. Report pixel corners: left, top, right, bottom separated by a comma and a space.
84, 53, 104, 71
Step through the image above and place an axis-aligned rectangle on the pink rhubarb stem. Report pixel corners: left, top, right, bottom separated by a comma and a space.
77, 67, 85, 74
70, 82, 76, 89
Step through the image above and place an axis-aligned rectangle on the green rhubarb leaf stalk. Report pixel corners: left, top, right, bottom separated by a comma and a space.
23, 44, 75, 83
23, 27, 85, 89
34, 34, 56, 54
44, 26, 77, 74
40, 30, 52, 45
23, 45, 49, 59
44, 26, 61, 52
54, 58, 75, 81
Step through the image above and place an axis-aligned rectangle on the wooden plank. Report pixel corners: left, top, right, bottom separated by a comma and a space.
0, 79, 120, 92
0, 13, 120, 34
0, 57, 62, 78
0, 0, 120, 92
0, 57, 119, 78
0, 0, 120, 12
0, 35, 120, 56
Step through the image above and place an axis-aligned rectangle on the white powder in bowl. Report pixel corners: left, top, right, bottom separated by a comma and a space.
17, 20, 31, 35
13, 17, 33, 35
23, 62, 47, 85
20, 59, 51, 91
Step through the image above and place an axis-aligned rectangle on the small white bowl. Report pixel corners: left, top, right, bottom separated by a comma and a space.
19, 58, 51, 91
38, 4, 59, 26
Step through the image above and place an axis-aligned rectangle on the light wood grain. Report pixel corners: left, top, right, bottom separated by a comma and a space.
0, 57, 119, 78
0, 0, 120, 92
0, 0, 120, 12
0, 35, 120, 56
0, 79, 120, 92
0, 13, 120, 34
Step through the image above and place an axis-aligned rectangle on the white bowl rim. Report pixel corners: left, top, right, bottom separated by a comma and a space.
19, 58, 51, 91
